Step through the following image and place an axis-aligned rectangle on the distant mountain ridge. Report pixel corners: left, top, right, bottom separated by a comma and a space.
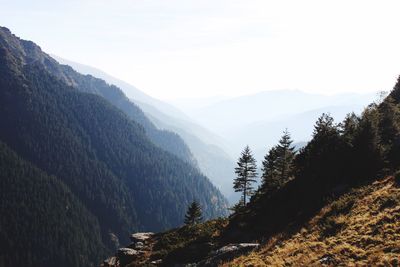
0, 30, 197, 166
54, 55, 238, 202
51, 55, 191, 122
172, 89, 378, 159
0, 26, 228, 266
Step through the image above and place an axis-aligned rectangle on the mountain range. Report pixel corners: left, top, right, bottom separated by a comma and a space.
53, 56, 380, 200
0, 26, 228, 266
53, 56, 237, 202
171, 89, 378, 160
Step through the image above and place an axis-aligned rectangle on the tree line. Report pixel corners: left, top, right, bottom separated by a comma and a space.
229, 84, 400, 227
232, 128, 297, 210
222, 82, 400, 241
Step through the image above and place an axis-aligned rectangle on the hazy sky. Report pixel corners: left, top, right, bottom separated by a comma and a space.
1, 0, 400, 100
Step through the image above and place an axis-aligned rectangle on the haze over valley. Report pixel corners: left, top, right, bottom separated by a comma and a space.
1, 1, 400, 266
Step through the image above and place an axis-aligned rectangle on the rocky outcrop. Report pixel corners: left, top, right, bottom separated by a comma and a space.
100, 232, 156, 267
101, 228, 261, 267
196, 243, 260, 266
130, 232, 154, 243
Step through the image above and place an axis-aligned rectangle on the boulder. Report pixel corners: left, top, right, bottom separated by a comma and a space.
130, 232, 154, 243
150, 259, 163, 265
211, 243, 259, 256
198, 243, 259, 266
127, 241, 145, 250
318, 254, 337, 265
134, 241, 144, 249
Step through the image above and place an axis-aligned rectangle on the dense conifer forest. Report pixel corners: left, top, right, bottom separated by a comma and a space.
0, 27, 228, 266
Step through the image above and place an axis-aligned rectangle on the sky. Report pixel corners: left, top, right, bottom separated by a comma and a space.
1, 0, 400, 100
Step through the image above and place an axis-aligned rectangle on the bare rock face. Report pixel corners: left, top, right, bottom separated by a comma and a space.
130, 232, 154, 243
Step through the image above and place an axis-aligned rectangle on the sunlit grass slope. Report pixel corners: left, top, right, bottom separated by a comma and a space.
222, 174, 400, 266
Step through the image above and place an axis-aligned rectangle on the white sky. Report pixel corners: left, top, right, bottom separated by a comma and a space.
1, 0, 400, 100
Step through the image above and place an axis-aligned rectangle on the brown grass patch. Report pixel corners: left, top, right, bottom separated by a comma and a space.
221, 176, 400, 266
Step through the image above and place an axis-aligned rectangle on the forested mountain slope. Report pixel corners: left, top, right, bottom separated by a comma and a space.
54, 56, 237, 202
0, 141, 107, 267
0, 26, 196, 167
0, 26, 228, 266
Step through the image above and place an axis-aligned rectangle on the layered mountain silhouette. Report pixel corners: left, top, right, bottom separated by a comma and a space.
54, 56, 237, 202
173, 90, 378, 160
0, 26, 228, 266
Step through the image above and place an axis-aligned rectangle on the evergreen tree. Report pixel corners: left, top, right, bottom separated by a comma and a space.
229, 199, 245, 214
340, 112, 360, 144
295, 113, 345, 186
234, 146, 258, 206
378, 96, 400, 169
184, 201, 203, 225
389, 75, 400, 103
275, 129, 296, 181
352, 105, 384, 180
261, 146, 279, 194
313, 113, 336, 137
261, 130, 295, 194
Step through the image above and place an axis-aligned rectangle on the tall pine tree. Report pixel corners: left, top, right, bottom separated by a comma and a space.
184, 201, 203, 225
234, 145, 258, 206
261, 130, 295, 195
275, 129, 295, 182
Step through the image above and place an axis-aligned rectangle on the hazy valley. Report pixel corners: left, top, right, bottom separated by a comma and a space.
1, 1, 400, 266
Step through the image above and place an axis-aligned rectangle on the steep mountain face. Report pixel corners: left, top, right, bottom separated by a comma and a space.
0, 141, 107, 267
0, 28, 196, 167
0, 27, 228, 266
54, 56, 237, 202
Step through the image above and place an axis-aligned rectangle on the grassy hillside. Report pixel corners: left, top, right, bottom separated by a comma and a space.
222, 174, 400, 266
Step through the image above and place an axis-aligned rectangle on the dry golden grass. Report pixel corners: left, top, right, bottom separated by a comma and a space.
221, 176, 400, 266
